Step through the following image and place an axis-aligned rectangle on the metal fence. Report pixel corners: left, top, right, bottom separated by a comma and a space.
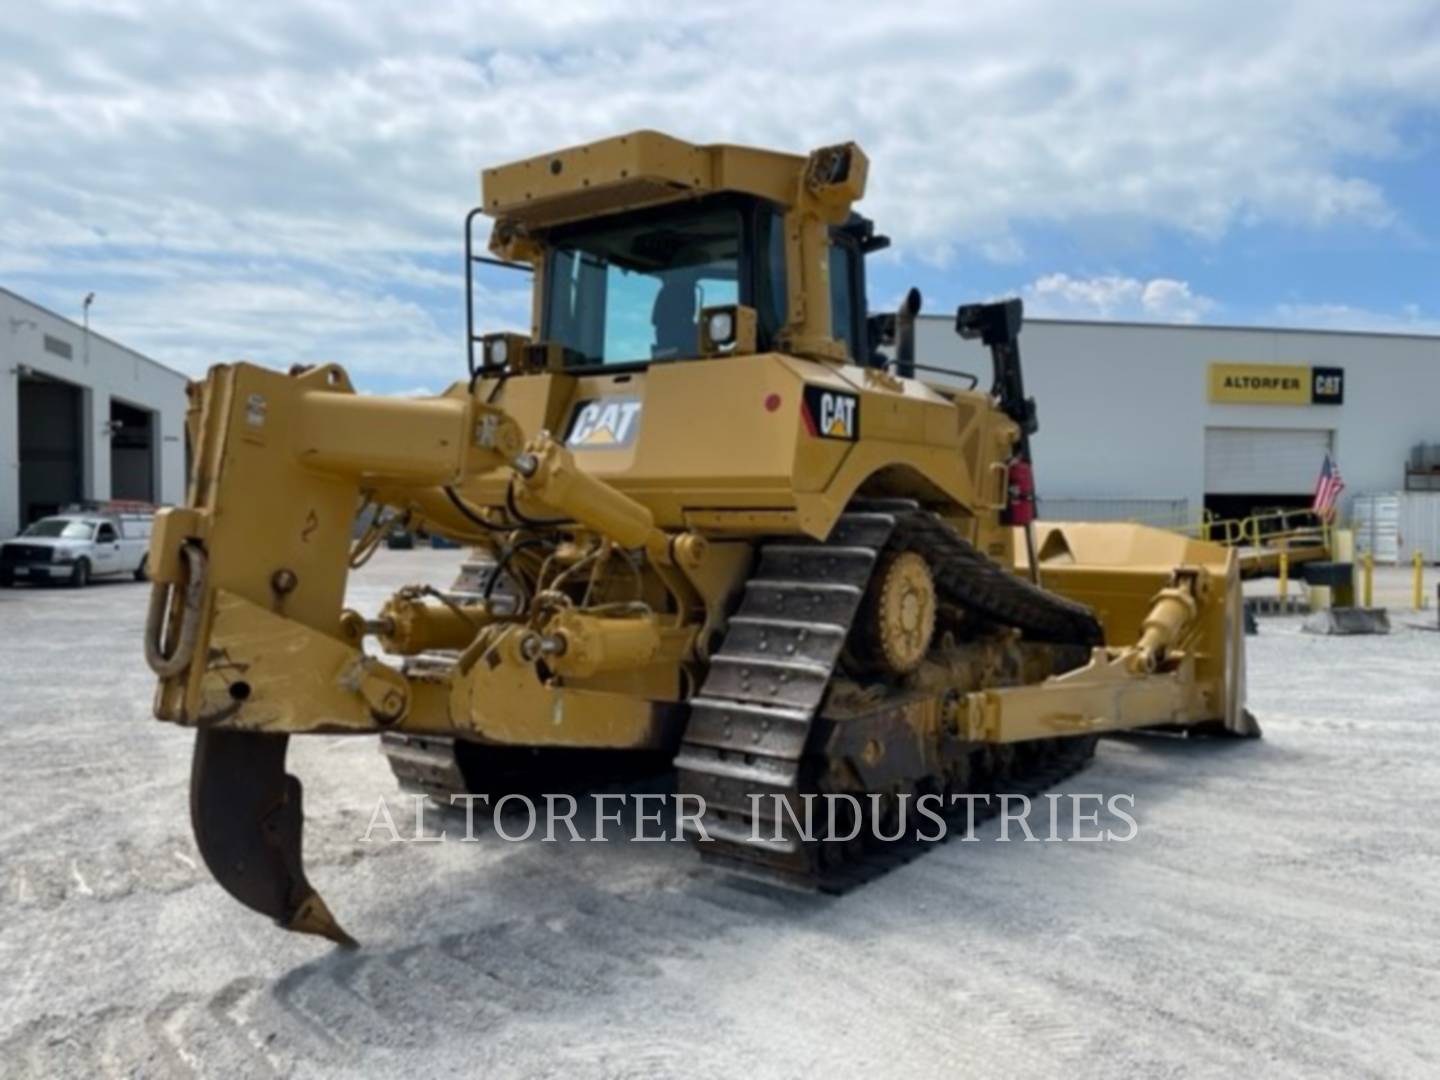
1036, 496, 1192, 529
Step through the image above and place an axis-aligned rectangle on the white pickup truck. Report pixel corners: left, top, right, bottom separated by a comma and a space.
0, 512, 152, 588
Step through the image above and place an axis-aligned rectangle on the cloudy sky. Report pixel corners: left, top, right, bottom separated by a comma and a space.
3, 0, 1439, 392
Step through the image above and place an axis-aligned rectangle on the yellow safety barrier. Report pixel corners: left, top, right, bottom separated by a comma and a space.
1171, 509, 1333, 584
1415, 551, 1425, 610
1363, 551, 1374, 608
1278, 549, 1289, 602
1177, 508, 1329, 549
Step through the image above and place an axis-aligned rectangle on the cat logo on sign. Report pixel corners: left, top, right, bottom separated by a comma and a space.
565, 397, 643, 450
801, 386, 859, 441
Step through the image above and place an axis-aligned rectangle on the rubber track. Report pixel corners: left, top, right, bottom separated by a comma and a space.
700, 736, 1100, 893
675, 499, 1105, 889
900, 512, 1103, 647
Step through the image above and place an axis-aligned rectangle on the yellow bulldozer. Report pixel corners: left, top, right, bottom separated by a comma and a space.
143, 132, 1258, 946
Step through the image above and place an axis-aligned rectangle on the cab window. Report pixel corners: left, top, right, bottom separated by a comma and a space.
97, 524, 117, 543
22, 518, 93, 539
829, 240, 860, 361
758, 210, 788, 346
544, 204, 742, 366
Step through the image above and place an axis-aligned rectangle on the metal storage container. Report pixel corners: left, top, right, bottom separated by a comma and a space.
1351, 493, 1401, 564
1398, 492, 1440, 563
1351, 492, 1440, 564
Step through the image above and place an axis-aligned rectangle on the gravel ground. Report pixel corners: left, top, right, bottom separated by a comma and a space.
1, 548, 1437, 1079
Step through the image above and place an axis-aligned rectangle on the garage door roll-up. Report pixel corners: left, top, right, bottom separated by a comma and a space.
1204, 427, 1332, 495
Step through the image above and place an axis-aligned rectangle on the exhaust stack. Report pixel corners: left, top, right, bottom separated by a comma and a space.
893, 287, 922, 379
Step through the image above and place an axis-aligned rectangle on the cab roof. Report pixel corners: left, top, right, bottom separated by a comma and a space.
481, 131, 863, 231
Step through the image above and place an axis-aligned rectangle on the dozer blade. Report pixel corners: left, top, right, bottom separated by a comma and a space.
190, 729, 357, 948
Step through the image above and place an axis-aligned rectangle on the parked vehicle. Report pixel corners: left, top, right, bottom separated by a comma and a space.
0, 510, 153, 587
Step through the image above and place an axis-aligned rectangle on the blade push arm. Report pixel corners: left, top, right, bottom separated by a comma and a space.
956, 566, 1255, 742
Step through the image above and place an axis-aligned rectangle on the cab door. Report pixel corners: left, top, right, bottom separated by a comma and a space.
93, 521, 122, 576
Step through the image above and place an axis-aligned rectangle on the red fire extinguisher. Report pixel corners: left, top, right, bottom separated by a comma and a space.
1006, 457, 1036, 526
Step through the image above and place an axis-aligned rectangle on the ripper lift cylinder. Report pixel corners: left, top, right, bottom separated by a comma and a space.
512, 432, 701, 567
523, 610, 662, 679
378, 594, 497, 655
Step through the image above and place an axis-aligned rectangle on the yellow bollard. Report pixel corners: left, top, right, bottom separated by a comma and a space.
1278, 549, 1289, 603
1362, 550, 1374, 609
1415, 551, 1425, 610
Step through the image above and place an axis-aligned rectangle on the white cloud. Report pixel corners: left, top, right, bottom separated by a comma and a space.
1023, 273, 1216, 323
1, 0, 1437, 386
81, 270, 532, 392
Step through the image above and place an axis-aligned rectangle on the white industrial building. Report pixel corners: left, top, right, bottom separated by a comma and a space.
4, 280, 1438, 558
1, 287, 188, 539
921, 316, 1440, 558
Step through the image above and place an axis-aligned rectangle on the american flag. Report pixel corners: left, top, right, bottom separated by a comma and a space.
1312, 453, 1345, 519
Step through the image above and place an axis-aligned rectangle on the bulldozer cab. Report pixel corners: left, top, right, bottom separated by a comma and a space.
470, 131, 878, 374
471, 194, 885, 372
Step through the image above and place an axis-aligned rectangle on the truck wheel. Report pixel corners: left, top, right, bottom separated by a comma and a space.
70, 558, 91, 589
134, 555, 149, 582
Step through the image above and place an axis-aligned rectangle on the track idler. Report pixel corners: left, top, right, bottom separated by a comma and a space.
190, 729, 356, 948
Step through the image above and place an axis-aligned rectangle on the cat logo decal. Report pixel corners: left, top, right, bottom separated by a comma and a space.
565, 397, 643, 450
801, 386, 859, 441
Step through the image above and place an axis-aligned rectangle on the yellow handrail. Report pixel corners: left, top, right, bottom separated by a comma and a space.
1170, 507, 1333, 557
